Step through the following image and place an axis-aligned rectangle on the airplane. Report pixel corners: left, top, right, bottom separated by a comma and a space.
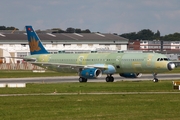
24, 25, 176, 82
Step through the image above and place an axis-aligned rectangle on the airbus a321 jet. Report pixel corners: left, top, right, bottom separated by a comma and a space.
24, 26, 175, 82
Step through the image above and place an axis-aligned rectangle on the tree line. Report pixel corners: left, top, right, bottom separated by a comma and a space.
120, 29, 180, 41
51, 27, 91, 33
1, 26, 180, 41
0, 26, 19, 30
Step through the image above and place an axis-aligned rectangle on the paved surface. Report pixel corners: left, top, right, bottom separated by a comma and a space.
0, 73, 179, 83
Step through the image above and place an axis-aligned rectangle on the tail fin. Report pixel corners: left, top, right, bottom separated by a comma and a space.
25, 26, 49, 55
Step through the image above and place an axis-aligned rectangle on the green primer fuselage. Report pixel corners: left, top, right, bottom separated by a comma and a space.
26, 52, 170, 74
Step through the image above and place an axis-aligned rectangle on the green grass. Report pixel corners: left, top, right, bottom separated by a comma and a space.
1, 94, 180, 120
0, 81, 180, 120
0, 70, 77, 78
0, 81, 177, 94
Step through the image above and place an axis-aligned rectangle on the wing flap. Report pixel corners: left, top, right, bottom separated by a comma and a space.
31, 62, 108, 70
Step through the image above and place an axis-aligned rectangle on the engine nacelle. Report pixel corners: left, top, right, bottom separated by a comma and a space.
119, 73, 142, 78
79, 68, 102, 79
92, 64, 116, 74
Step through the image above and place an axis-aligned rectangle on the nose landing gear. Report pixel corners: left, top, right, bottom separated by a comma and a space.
153, 73, 158, 82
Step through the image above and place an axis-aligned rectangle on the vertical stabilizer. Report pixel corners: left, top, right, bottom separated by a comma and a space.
25, 26, 49, 55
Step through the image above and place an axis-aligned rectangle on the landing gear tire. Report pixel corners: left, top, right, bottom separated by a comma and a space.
106, 76, 114, 82
153, 78, 158, 82
79, 77, 87, 82
106, 77, 110, 82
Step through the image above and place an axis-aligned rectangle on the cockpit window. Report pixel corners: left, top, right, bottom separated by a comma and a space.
164, 58, 169, 61
157, 58, 169, 61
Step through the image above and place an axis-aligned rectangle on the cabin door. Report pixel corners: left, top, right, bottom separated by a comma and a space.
146, 54, 153, 67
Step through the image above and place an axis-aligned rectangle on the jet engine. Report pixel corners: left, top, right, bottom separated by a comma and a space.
79, 68, 102, 79
119, 73, 142, 78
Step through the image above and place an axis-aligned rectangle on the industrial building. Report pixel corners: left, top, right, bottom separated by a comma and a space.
128, 40, 180, 53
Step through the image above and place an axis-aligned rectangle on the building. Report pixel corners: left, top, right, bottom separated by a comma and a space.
128, 40, 180, 53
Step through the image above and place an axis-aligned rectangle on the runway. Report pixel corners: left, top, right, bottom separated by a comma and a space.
0, 73, 180, 83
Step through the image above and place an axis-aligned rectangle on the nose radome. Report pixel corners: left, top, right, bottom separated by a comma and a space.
167, 62, 175, 70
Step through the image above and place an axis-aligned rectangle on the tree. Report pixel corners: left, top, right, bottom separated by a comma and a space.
6, 26, 18, 30
154, 30, 160, 39
120, 32, 138, 40
75, 28, 81, 33
66, 27, 75, 33
0, 26, 6, 30
82, 29, 91, 33
161, 33, 180, 41
137, 29, 154, 40
0, 26, 19, 30
120, 29, 161, 40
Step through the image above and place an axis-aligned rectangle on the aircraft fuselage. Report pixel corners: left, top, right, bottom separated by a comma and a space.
26, 52, 172, 74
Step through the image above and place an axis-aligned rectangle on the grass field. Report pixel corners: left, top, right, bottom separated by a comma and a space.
0, 81, 180, 120
0, 68, 180, 119
0, 70, 77, 78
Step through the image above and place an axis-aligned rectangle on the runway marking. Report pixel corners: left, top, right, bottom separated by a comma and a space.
0, 92, 180, 96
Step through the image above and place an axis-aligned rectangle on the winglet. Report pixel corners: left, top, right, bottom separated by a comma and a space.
25, 26, 49, 55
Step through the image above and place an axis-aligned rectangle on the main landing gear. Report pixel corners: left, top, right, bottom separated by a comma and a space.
106, 74, 114, 82
153, 73, 158, 82
79, 75, 115, 83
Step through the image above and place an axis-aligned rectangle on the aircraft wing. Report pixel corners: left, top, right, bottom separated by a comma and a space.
31, 62, 109, 70
0, 57, 36, 62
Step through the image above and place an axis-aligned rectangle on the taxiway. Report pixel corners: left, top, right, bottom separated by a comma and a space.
0, 73, 179, 83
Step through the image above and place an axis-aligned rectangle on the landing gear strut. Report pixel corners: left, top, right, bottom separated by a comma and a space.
153, 73, 158, 82
106, 74, 114, 82
79, 77, 87, 82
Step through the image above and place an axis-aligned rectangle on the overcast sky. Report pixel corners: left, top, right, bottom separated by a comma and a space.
0, 0, 180, 35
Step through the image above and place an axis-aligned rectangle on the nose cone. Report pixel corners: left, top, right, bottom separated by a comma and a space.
167, 62, 175, 70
